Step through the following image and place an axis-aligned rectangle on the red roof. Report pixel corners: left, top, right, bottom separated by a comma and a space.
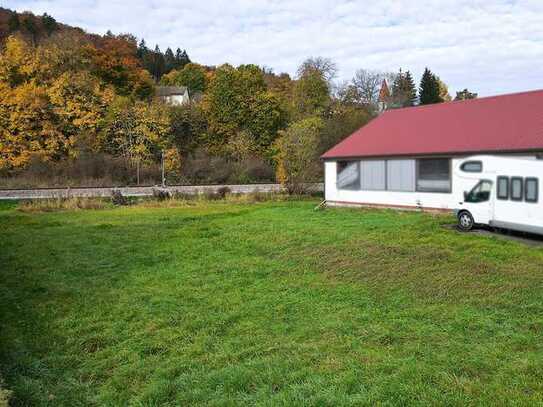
322, 89, 543, 159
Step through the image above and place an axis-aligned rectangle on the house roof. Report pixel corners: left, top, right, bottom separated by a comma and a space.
322, 89, 543, 159
155, 86, 188, 97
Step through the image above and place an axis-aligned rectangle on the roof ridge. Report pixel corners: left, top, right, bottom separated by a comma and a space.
384, 88, 543, 114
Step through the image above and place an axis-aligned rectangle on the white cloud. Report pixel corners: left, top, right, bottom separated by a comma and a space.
5, 0, 543, 96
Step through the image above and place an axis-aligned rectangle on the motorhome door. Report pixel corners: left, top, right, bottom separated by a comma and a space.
462, 179, 493, 224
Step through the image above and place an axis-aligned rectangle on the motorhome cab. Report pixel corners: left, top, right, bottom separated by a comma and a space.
454, 156, 542, 235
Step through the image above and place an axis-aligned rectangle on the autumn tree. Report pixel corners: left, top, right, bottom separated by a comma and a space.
293, 67, 330, 117
100, 98, 170, 166
274, 117, 324, 194
437, 79, 452, 101
0, 82, 64, 169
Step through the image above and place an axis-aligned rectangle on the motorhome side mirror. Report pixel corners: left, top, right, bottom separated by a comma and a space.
463, 191, 468, 200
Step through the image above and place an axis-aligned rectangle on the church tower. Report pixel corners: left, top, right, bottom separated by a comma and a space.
378, 79, 390, 113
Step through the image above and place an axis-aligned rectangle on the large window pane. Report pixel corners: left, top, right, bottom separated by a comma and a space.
361, 160, 386, 190
387, 160, 415, 191
416, 158, 451, 192
337, 161, 360, 190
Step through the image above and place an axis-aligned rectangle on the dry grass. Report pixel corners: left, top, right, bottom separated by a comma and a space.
17, 197, 111, 212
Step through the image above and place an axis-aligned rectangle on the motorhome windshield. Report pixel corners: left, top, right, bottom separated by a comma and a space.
465, 180, 493, 203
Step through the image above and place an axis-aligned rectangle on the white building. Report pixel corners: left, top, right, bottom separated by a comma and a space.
321, 89, 543, 212
156, 86, 190, 105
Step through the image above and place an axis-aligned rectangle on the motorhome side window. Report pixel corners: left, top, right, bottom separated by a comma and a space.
461, 161, 482, 173
336, 161, 360, 190
497, 177, 509, 200
525, 178, 539, 203
465, 180, 492, 203
511, 177, 523, 201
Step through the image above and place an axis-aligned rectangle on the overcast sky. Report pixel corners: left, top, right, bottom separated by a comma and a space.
5, 0, 543, 96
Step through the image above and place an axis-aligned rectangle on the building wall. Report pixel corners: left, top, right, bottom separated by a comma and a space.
324, 154, 539, 211
164, 93, 190, 106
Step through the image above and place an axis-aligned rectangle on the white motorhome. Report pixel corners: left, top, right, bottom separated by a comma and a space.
454, 156, 542, 235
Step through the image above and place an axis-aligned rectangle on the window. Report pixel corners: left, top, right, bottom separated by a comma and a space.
416, 158, 451, 193
461, 161, 482, 173
525, 178, 539, 203
360, 160, 386, 190
497, 176, 509, 200
387, 160, 415, 191
337, 161, 360, 190
465, 180, 492, 203
511, 177, 523, 201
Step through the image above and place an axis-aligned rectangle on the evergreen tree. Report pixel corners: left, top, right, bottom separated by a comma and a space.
153, 45, 165, 81
419, 68, 442, 105
402, 71, 417, 106
164, 47, 175, 73
175, 48, 190, 69
21, 16, 38, 45
8, 13, 20, 32
391, 69, 417, 108
41, 13, 58, 36
137, 39, 147, 59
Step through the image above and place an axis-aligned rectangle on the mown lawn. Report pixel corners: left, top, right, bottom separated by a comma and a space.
1, 200, 543, 406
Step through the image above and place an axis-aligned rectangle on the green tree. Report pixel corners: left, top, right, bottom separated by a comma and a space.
41, 13, 58, 36
21, 16, 38, 45
168, 102, 207, 158
419, 68, 442, 105
164, 47, 175, 73
204, 64, 286, 155
455, 89, 478, 100
437, 77, 452, 102
100, 98, 170, 165
391, 69, 417, 107
152, 45, 165, 81
293, 69, 330, 117
160, 63, 207, 94
8, 13, 20, 32
274, 117, 324, 194
175, 48, 190, 69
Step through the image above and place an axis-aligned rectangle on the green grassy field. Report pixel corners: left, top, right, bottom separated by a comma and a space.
1, 200, 543, 406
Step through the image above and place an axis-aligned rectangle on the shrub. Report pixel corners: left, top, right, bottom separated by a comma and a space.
111, 189, 128, 206
216, 186, 231, 199
152, 188, 171, 201
0, 375, 11, 407
274, 117, 323, 194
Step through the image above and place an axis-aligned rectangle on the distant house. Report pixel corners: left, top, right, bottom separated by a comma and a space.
321, 89, 543, 211
155, 86, 190, 105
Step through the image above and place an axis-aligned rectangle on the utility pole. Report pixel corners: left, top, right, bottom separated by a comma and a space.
161, 150, 165, 187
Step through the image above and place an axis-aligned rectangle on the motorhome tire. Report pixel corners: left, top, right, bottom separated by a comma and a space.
458, 211, 474, 231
